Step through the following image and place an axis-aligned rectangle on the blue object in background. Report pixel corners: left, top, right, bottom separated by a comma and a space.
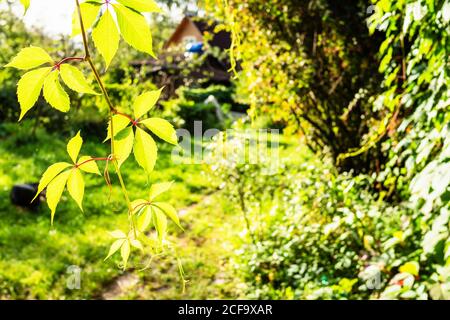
186, 42, 204, 53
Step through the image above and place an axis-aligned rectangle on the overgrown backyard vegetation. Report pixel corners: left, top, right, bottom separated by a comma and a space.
0, 0, 449, 300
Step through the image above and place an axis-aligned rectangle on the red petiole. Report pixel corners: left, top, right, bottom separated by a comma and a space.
52, 56, 85, 71
75, 156, 110, 168
114, 111, 140, 126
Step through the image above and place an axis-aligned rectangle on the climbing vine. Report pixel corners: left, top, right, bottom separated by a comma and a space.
6, 0, 182, 269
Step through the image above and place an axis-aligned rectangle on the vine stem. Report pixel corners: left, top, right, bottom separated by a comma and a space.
75, 0, 137, 237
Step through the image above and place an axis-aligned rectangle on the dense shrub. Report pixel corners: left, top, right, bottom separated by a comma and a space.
163, 85, 243, 132
207, 130, 449, 299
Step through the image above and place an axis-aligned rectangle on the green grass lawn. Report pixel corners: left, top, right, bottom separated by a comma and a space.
0, 121, 302, 299
0, 121, 229, 299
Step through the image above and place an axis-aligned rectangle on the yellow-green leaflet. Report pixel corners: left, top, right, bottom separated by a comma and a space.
43, 71, 70, 112
20, 0, 30, 12
67, 169, 85, 212
117, 0, 162, 12
152, 205, 167, 242
67, 131, 83, 163
5, 46, 53, 70
47, 170, 71, 224
109, 230, 127, 239
105, 114, 131, 141
105, 239, 125, 260
137, 206, 153, 231
113, 126, 135, 167
17, 67, 52, 120
141, 117, 178, 145
77, 156, 101, 175
133, 127, 157, 175
92, 9, 120, 69
153, 202, 182, 229
148, 181, 173, 201
120, 240, 131, 268
33, 162, 72, 201
72, 1, 101, 36
133, 88, 162, 119
60, 64, 98, 95
113, 3, 155, 57
130, 239, 143, 250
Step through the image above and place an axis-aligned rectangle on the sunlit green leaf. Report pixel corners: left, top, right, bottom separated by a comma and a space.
141, 117, 178, 145
67, 131, 83, 163
47, 170, 71, 224
72, 1, 101, 36
120, 239, 131, 268
133, 88, 162, 119
148, 181, 173, 201
152, 205, 167, 242
105, 114, 131, 141
133, 127, 157, 175
33, 162, 72, 201
67, 168, 85, 212
77, 156, 101, 175
130, 239, 143, 250
109, 230, 127, 239
5, 46, 53, 70
137, 206, 152, 231
105, 239, 125, 260
113, 126, 134, 167
113, 3, 155, 57
43, 70, 70, 112
17, 67, 52, 120
20, 0, 30, 12
117, 0, 162, 12
92, 9, 120, 69
60, 64, 98, 95
153, 202, 182, 229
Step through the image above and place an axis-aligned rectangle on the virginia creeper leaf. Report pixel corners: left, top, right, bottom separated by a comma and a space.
20, 0, 30, 12
152, 205, 167, 242
113, 126, 134, 167
148, 181, 173, 201
153, 202, 182, 229
137, 206, 152, 231
33, 162, 72, 201
67, 169, 85, 212
133, 88, 162, 119
105, 239, 125, 260
109, 230, 127, 239
131, 198, 148, 213
141, 117, 178, 145
134, 127, 157, 175
130, 239, 143, 250
77, 156, 101, 175
17, 67, 51, 120
72, 1, 102, 36
5, 46, 53, 70
60, 64, 98, 95
113, 3, 155, 57
92, 9, 120, 69
105, 114, 131, 141
67, 131, 83, 163
117, 0, 162, 12
43, 71, 70, 112
120, 240, 131, 268
47, 170, 71, 224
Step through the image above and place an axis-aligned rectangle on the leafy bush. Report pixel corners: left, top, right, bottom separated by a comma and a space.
163, 85, 241, 131
207, 131, 449, 299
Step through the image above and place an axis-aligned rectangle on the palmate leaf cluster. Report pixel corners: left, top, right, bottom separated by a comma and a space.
7, 0, 181, 269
